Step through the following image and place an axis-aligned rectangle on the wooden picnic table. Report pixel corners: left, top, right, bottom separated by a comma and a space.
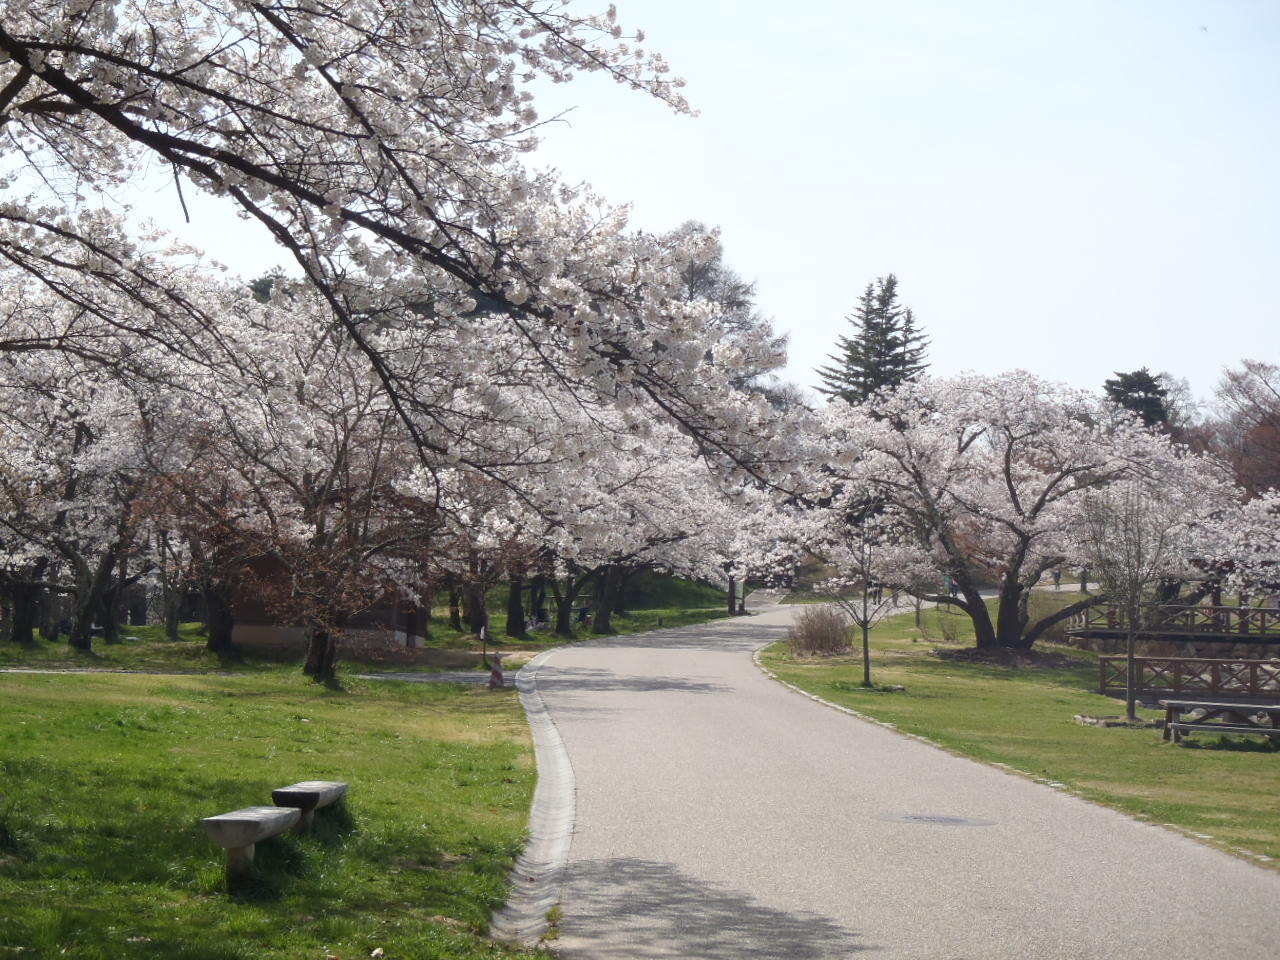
1159, 698, 1280, 743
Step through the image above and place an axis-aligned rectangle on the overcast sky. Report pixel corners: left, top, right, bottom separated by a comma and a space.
155, 0, 1279, 406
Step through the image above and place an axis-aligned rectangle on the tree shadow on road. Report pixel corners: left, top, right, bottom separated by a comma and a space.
539, 666, 732, 695
558, 857, 874, 958
585, 619, 792, 655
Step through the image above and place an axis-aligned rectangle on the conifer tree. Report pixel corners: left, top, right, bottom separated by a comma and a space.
1104, 368, 1171, 429
816, 275, 929, 404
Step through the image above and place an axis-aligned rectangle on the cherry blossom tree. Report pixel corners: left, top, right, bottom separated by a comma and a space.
809, 372, 1238, 651
0, 345, 155, 650
1219, 490, 1280, 595
151, 286, 452, 679
1080, 477, 1220, 719
0, 2, 790, 480
804, 509, 935, 686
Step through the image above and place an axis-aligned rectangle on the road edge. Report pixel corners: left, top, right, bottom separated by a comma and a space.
489, 647, 577, 945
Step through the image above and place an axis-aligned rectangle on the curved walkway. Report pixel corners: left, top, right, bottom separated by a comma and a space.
510, 598, 1280, 959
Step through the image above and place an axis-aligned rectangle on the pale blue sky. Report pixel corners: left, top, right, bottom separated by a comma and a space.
146, 0, 1279, 405
528, 0, 1280, 404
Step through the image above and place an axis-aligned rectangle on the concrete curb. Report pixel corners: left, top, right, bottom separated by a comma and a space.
489, 647, 577, 945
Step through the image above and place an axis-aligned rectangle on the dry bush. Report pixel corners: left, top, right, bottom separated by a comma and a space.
787, 606, 852, 656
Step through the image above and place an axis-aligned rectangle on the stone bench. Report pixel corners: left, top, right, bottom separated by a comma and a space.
202, 805, 301, 880
271, 780, 348, 829
203, 780, 348, 887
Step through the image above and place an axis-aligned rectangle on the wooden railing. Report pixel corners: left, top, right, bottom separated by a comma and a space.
1099, 657, 1280, 698
1077, 604, 1280, 637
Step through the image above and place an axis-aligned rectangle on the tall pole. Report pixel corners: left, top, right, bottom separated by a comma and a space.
1125, 598, 1138, 722
861, 543, 873, 688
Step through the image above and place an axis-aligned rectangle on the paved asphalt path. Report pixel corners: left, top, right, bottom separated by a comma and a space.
528, 597, 1280, 959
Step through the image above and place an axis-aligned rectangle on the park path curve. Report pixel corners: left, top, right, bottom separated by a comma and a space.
515, 597, 1280, 959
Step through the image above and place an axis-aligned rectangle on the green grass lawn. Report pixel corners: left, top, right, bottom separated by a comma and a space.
0, 671, 542, 959
0, 574, 734, 956
0, 609, 733, 676
763, 601, 1280, 867
0, 579, 733, 676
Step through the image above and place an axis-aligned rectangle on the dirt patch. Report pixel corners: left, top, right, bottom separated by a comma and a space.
933, 646, 1085, 669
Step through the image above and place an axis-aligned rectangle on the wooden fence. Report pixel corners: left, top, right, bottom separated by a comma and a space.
1077, 604, 1280, 639
1098, 656, 1280, 698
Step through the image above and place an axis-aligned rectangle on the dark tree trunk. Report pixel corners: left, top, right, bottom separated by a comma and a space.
68, 613, 95, 652
528, 575, 546, 622
69, 549, 120, 652
448, 588, 463, 631
465, 585, 487, 635
554, 593, 573, 637
404, 604, 419, 648
861, 621, 872, 687
551, 567, 599, 638
201, 582, 238, 657
7, 582, 41, 646
303, 624, 341, 682
997, 587, 1030, 649
613, 567, 640, 616
952, 569, 997, 649
419, 591, 432, 640
993, 544, 1032, 649
162, 584, 182, 642
592, 566, 619, 635
505, 576, 526, 637
100, 587, 121, 644
127, 586, 148, 626
726, 575, 737, 617
100, 551, 135, 644
40, 585, 62, 642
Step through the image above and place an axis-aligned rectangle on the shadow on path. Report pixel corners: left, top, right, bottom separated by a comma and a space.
540, 665, 732, 695
560, 857, 873, 959
583, 618, 792, 655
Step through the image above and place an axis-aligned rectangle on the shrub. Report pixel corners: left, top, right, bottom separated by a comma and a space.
787, 606, 852, 656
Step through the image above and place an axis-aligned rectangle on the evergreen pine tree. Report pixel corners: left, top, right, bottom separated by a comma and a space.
816, 274, 929, 403
1104, 368, 1170, 429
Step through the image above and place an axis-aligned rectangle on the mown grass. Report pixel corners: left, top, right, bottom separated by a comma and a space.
0, 671, 541, 959
0, 622, 248, 673
762, 599, 1280, 867
0, 615, 736, 675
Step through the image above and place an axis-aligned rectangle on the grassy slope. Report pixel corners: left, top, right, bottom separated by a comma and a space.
763, 601, 1280, 866
0, 671, 539, 959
